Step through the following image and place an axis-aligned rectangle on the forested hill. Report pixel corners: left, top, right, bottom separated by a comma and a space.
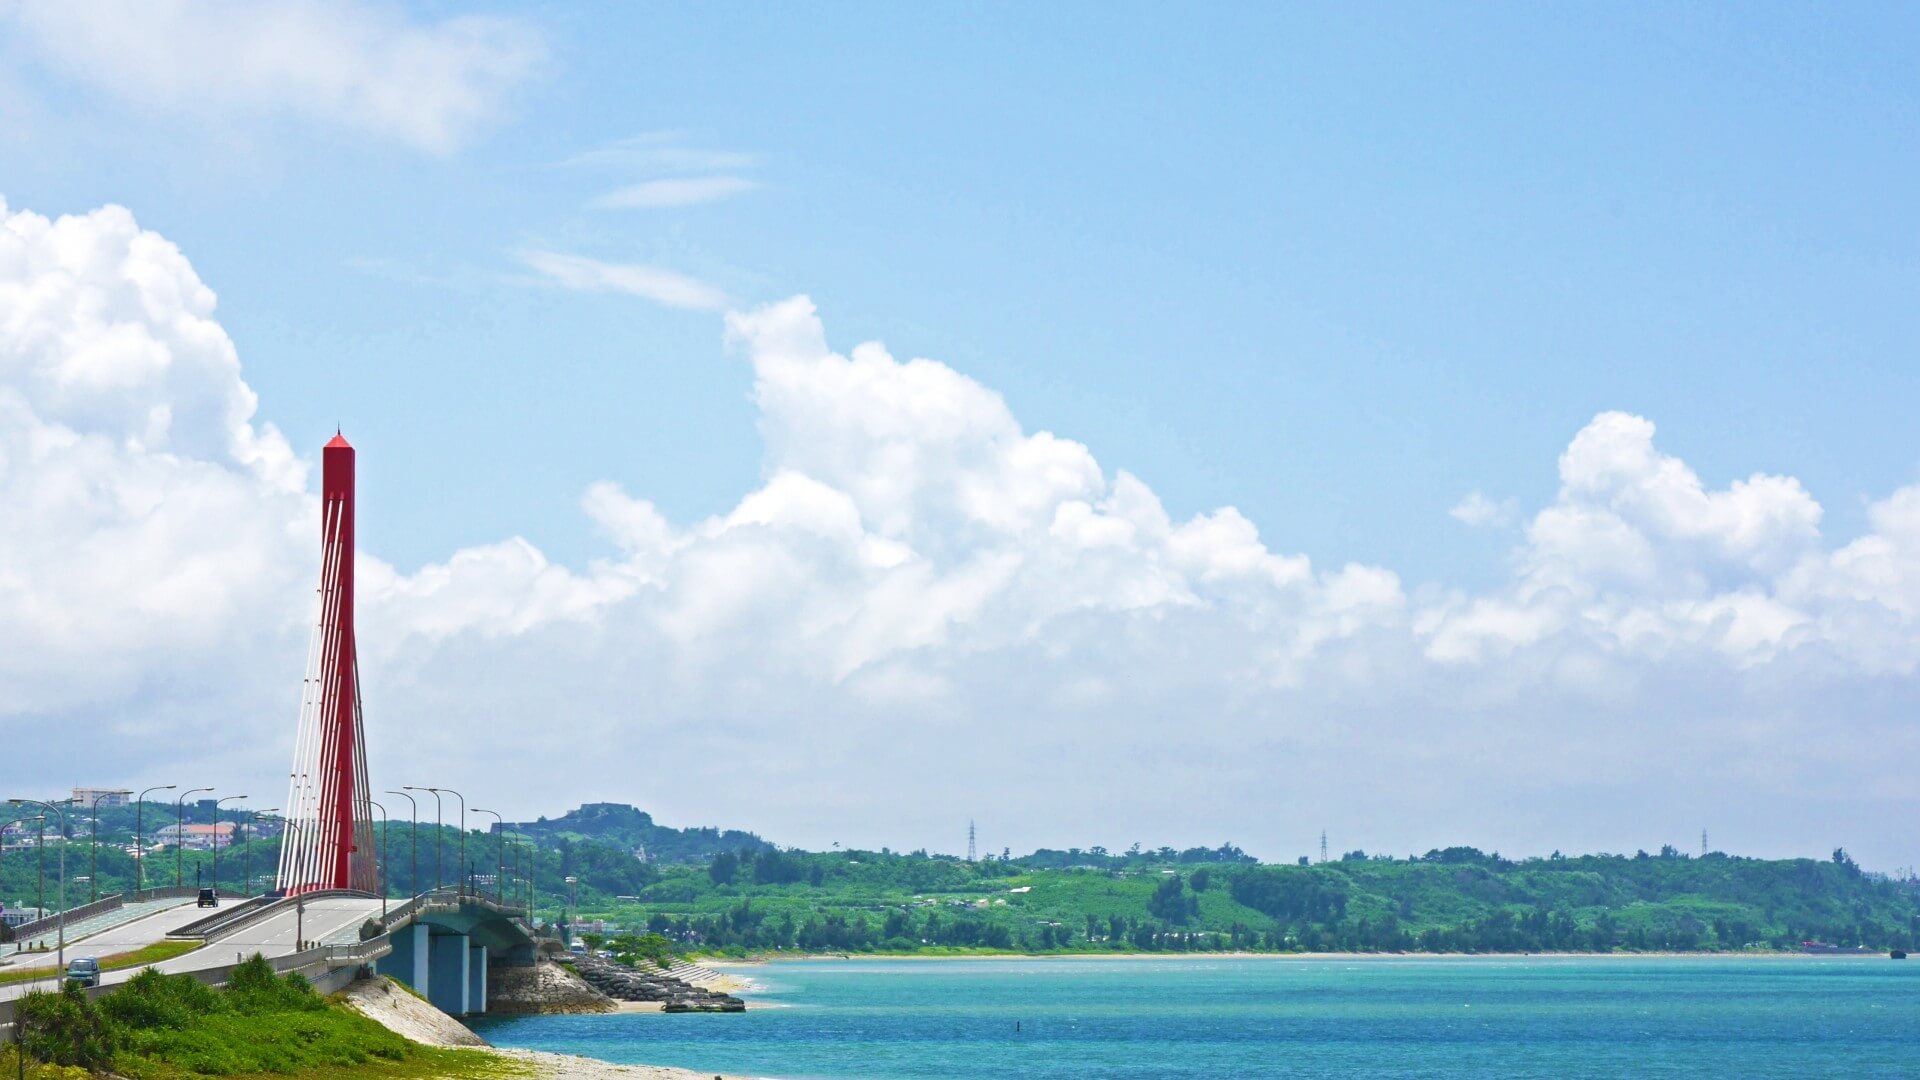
504, 802, 773, 863
566, 844, 1920, 957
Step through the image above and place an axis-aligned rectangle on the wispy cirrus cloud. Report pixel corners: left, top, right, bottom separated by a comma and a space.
592, 176, 757, 210
3, 0, 544, 154
518, 250, 729, 311
556, 132, 754, 173
559, 132, 762, 211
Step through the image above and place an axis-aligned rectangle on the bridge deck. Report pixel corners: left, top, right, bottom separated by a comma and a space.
0, 896, 386, 1002
0, 896, 202, 974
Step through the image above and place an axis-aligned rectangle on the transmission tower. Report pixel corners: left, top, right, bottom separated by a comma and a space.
968, 820, 977, 862
1701, 829, 1708, 857
1320, 830, 1328, 864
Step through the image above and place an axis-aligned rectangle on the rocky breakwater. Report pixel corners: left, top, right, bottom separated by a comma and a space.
569, 954, 749, 1013
488, 959, 619, 1015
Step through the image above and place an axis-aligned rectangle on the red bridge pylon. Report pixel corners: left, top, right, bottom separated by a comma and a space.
277, 432, 379, 895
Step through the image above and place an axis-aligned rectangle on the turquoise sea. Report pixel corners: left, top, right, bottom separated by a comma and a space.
469, 956, 1920, 1078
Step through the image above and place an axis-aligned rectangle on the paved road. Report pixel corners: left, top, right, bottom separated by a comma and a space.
165, 896, 385, 971
0, 897, 205, 973
0, 895, 385, 1002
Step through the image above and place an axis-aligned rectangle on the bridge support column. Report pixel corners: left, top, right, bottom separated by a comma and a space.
427, 931, 471, 1016
467, 944, 488, 1015
376, 922, 430, 995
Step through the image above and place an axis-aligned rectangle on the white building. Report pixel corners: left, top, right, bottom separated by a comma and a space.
71, 787, 129, 808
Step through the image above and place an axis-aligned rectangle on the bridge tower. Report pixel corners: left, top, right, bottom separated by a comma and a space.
277, 432, 379, 896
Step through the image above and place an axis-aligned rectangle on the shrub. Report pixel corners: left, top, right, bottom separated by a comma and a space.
15, 983, 116, 1069
223, 954, 324, 1014
99, 967, 220, 1030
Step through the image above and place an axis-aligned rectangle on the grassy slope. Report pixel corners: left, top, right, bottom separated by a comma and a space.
8, 961, 519, 1080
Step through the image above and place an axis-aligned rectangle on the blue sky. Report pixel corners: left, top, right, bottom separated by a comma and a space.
3, 3, 1918, 863
7, 4, 1913, 582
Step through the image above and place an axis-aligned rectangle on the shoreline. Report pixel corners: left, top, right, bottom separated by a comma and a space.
707, 949, 1890, 964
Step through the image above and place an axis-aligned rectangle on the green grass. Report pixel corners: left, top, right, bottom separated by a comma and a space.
10, 957, 530, 1080
0, 939, 204, 986
567, 847, 1920, 957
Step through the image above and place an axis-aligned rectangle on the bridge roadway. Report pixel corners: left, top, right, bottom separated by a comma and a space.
0, 898, 206, 973
0, 895, 386, 1002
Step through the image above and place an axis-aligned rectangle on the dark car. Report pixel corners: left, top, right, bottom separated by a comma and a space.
65, 957, 100, 988
196, 888, 219, 908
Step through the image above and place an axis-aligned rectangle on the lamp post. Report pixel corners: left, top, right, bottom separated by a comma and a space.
134, 784, 176, 898
433, 788, 466, 897
518, 840, 537, 924
402, 787, 442, 892
243, 809, 278, 900
174, 787, 212, 890
211, 795, 247, 896
9, 798, 73, 975
88, 789, 131, 904
366, 799, 390, 919
472, 808, 503, 904
385, 790, 418, 899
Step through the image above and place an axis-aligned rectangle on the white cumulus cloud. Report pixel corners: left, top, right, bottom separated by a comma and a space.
6, 195, 1920, 866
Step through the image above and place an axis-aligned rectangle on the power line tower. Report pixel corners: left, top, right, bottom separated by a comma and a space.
1701, 829, 1709, 857
967, 820, 977, 862
1320, 830, 1328, 864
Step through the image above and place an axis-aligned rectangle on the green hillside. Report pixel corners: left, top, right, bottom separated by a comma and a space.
565, 842, 1920, 957
11, 801, 1916, 958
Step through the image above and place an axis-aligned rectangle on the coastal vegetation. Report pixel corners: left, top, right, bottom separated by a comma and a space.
9, 800, 1917, 960
555, 832, 1920, 958
5, 957, 506, 1078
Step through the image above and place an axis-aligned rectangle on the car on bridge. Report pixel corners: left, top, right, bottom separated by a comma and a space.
65, 957, 100, 988
196, 888, 219, 908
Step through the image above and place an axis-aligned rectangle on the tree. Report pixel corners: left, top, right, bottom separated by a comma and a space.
1190, 868, 1212, 892
709, 851, 739, 885
1148, 874, 1197, 924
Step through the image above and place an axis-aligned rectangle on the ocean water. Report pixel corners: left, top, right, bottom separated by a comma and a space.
469, 956, 1920, 1078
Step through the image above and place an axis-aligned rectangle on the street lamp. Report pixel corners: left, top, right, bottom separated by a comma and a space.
9, 798, 74, 975
174, 787, 212, 890
472, 808, 503, 904
433, 788, 467, 897
366, 799, 390, 919
88, 789, 131, 904
518, 840, 538, 923
385, 790, 418, 899
211, 795, 247, 895
243, 809, 278, 900
134, 784, 176, 898
402, 787, 443, 892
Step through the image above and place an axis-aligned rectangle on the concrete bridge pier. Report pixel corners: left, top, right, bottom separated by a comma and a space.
468, 943, 488, 1016
372, 895, 533, 1017
375, 922, 430, 989
427, 931, 473, 1016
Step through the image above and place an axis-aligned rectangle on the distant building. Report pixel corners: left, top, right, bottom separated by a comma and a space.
153, 822, 237, 850
71, 787, 129, 808
1, 907, 50, 928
